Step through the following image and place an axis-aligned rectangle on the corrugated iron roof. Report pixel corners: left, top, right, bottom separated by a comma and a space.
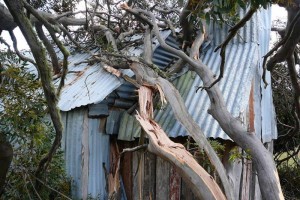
56, 30, 172, 111
156, 43, 258, 139
118, 7, 277, 142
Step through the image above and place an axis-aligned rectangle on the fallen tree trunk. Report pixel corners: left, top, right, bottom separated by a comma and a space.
136, 86, 226, 200
130, 61, 234, 200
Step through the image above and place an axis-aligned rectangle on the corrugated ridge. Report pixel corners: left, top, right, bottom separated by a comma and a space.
88, 118, 110, 198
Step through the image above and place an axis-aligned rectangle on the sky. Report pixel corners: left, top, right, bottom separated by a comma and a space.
0, 4, 288, 51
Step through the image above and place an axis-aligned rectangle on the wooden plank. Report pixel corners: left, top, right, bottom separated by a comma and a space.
143, 152, 156, 200
169, 165, 181, 200
240, 157, 252, 200
119, 141, 133, 200
156, 157, 170, 200
132, 151, 144, 200
181, 180, 195, 200
249, 82, 255, 132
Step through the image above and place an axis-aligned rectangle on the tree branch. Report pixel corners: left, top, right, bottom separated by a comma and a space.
263, 8, 300, 86
4, 0, 63, 179
122, 5, 284, 200
211, 7, 257, 89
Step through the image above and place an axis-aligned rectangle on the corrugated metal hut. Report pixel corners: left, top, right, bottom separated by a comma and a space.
56, 7, 276, 200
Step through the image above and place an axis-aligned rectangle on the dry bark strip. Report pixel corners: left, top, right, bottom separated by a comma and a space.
136, 86, 226, 200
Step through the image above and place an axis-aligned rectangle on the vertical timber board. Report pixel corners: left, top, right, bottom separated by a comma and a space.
181, 180, 195, 200
132, 151, 144, 200
81, 110, 89, 200
132, 152, 138, 200
169, 165, 181, 200
249, 82, 255, 133
156, 157, 170, 200
143, 152, 156, 200
119, 142, 133, 200
240, 158, 252, 200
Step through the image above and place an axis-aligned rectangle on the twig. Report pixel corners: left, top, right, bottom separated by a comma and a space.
9, 31, 36, 65
26, 173, 42, 200
22, 173, 33, 200
28, 172, 72, 200
84, 70, 97, 100
276, 145, 300, 166
0, 37, 11, 51
120, 144, 148, 155
208, 7, 257, 89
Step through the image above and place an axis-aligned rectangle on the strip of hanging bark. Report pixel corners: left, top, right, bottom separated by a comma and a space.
136, 86, 226, 200
103, 65, 122, 77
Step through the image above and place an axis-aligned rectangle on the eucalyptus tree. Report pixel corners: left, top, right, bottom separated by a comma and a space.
1, 0, 300, 199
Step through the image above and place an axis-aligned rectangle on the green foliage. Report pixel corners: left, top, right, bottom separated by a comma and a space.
186, 0, 274, 30
228, 146, 251, 162
0, 52, 71, 199
186, 138, 225, 173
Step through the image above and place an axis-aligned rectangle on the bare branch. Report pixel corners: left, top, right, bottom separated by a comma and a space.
143, 26, 153, 64
9, 30, 36, 65
35, 23, 60, 74
92, 24, 118, 51
263, 9, 300, 86
210, 7, 257, 89
4, 0, 64, 179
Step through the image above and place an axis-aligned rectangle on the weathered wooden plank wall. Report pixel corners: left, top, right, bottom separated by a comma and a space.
126, 151, 197, 200
156, 157, 170, 200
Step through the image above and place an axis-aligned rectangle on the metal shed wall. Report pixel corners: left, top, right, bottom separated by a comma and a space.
61, 108, 110, 199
